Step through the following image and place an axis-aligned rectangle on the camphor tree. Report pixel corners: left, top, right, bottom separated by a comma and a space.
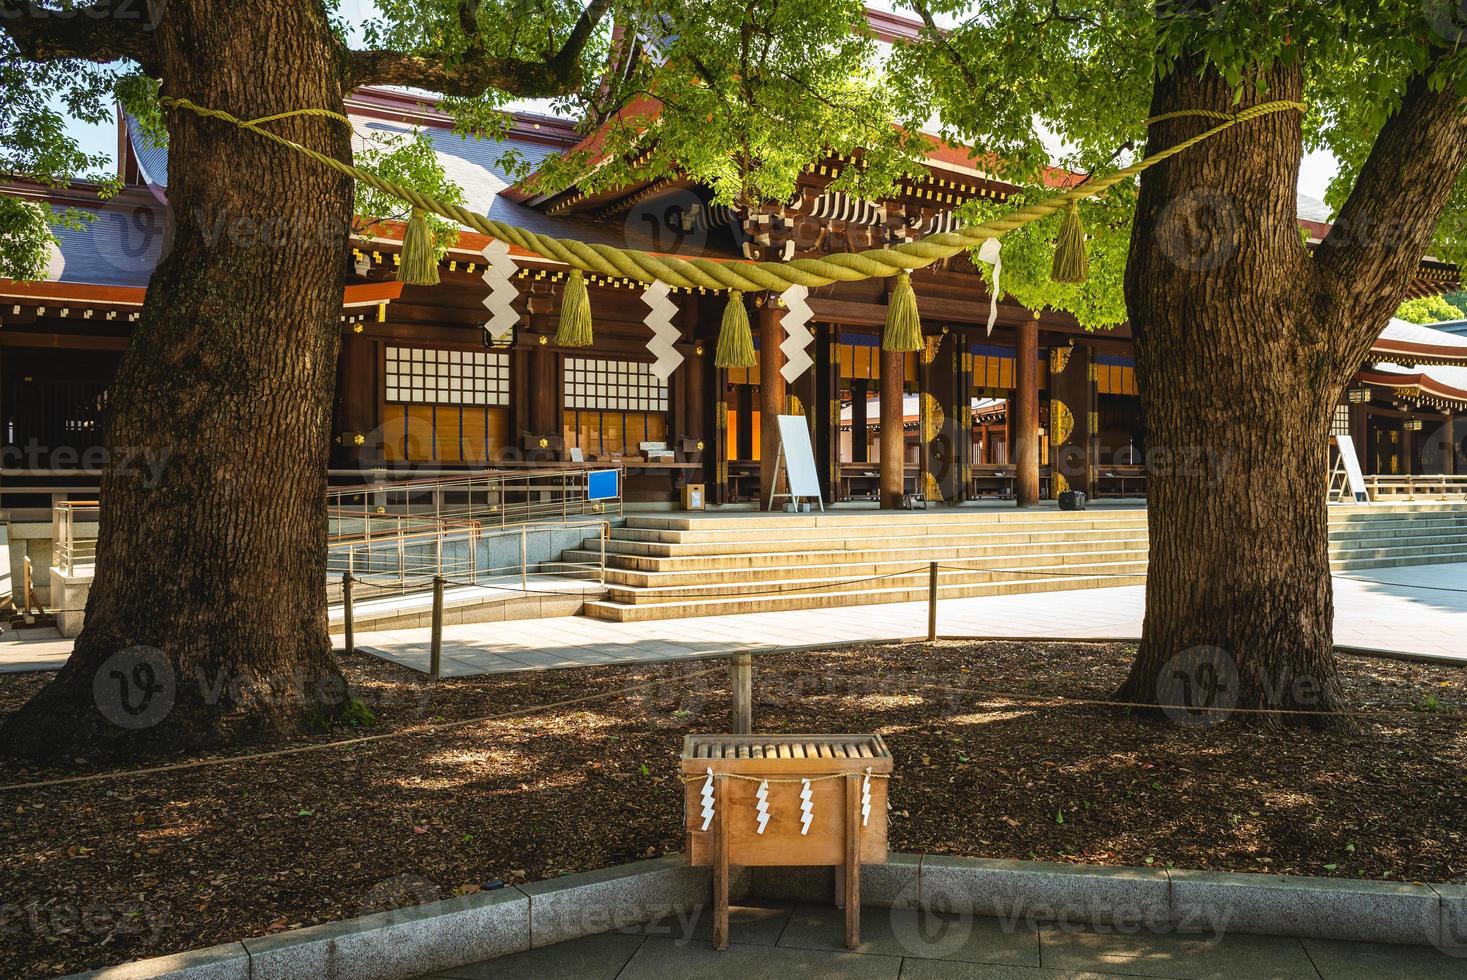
891, 0, 1467, 724
0, 0, 620, 760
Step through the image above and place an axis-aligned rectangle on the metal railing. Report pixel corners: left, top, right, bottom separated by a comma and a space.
325, 465, 624, 528
52, 500, 99, 575
327, 516, 610, 603
1363, 474, 1467, 500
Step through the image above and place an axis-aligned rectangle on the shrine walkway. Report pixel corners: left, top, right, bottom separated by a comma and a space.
2, 561, 1462, 675
354, 562, 1467, 677
411, 900, 1465, 979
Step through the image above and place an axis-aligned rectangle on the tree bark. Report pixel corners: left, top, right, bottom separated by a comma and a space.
1118, 55, 1467, 726
3, 0, 355, 760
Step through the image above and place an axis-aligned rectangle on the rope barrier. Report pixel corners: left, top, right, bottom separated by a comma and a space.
156, 96, 1305, 294
0, 663, 723, 793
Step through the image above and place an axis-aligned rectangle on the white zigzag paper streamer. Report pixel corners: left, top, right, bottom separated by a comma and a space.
643, 281, 684, 381
799, 778, 814, 836
755, 779, 770, 835
861, 771, 872, 827
480, 239, 519, 343
976, 238, 1003, 336
699, 767, 716, 831
779, 284, 813, 383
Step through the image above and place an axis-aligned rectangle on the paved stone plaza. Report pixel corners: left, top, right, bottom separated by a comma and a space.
414, 901, 1466, 979
354, 562, 1467, 676
3, 561, 1463, 675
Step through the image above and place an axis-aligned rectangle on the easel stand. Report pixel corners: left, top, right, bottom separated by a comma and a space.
766, 443, 825, 513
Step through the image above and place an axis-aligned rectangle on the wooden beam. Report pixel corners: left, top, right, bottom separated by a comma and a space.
880, 348, 905, 509
759, 301, 786, 510
1014, 318, 1040, 507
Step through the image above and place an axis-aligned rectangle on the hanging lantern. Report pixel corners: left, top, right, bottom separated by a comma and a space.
1346, 386, 1372, 404
1403, 418, 1423, 431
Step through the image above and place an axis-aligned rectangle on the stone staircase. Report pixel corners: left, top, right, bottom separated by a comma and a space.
549, 503, 1467, 622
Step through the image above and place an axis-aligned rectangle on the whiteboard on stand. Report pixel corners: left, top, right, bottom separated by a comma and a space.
773, 415, 824, 508
1335, 434, 1368, 503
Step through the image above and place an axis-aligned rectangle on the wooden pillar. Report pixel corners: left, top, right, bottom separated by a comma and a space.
850, 379, 869, 462
332, 327, 375, 468
758, 300, 786, 510
1014, 319, 1041, 507
879, 348, 905, 509
1445, 413, 1458, 475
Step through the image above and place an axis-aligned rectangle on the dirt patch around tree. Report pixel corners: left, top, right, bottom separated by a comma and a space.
1, 640, 1463, 977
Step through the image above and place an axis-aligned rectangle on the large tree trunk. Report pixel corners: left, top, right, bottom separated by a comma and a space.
1118, 54, 1467, 726
3, 1, 354, 760
1117, 60, 1346, 724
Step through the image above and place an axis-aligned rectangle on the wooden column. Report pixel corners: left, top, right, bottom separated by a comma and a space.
1014, 319, 1041, 507
332, 327, 375, 468
1445, 413, 1458, 475
758, 301, 786, 510
850, 379, 869, 462
879, 348, 905, 509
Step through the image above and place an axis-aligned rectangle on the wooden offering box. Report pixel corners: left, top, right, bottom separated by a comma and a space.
680, 734, 894, 949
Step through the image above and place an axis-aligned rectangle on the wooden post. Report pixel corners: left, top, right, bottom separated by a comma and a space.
843, 772, 862, 948
850, 379, 869, 463
429, 575, 444, 681
341, 572, 355, 656
730, 652, 753, 734
879, 348, 905, 509
927, 561, 938, 641
1014, 318, 1040, 507
758, 301, 786, 511
713, 773, 730, 950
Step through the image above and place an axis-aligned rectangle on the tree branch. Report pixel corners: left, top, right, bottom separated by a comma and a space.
1313, 70, 1467, 365
0, 0, 159, 71
348, 0, 612, 98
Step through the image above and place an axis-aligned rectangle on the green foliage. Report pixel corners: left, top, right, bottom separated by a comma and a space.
1396, 294, 1466, 324
889, 0, 1467, 323
353, 127, 466, 255
528, 0, 922, 209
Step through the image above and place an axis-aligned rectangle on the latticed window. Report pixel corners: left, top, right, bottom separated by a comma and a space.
1332, 404, 1350, 438
563, 357, 669, 456
385, 346, 508, 406
564, 357, 667, 411
382, 346, 510, 462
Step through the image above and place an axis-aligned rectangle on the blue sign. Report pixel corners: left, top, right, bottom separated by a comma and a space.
587, 469, 620, 501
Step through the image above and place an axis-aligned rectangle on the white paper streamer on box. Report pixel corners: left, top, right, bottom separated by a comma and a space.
480, 239, 519, 343
700, 767, 716, 831
860, 771, 872, 827
643, 280, 684, 381
779, 284, 814, 383
754, 779, 770, 834
799, 777, 814, 836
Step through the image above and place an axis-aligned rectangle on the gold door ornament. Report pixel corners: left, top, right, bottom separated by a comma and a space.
1051, 400, 1075, 445
921, 393, 945, 443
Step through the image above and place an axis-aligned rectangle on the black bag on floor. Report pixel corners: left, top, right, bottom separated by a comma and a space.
1059, 489, 1087, 511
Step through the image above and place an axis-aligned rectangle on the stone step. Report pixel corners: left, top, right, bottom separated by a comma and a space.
595, 525, 1159, 558
603, 558, 1150, 603
620, 509, 1150, 531
560, 534, 1153, 572
1329, 550, 1467, 571
612, 515, 1152, 544
583, 570, 1150, 621
551, 545, 1153, 588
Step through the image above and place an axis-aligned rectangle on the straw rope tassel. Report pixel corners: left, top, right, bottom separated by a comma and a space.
555, 269, 593, 347
715, 289, 755, 368
399, 208, 440, 285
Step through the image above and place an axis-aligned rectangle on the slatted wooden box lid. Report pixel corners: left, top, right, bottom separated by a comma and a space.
680, 734, 893, 774
680, 734, 893, 867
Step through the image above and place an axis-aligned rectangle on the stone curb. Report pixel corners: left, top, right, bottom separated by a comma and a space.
65, 853, 1460, 978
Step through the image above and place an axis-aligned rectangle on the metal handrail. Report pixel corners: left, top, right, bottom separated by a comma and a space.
325, 464, 624, 529
327, 517, 610, 602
